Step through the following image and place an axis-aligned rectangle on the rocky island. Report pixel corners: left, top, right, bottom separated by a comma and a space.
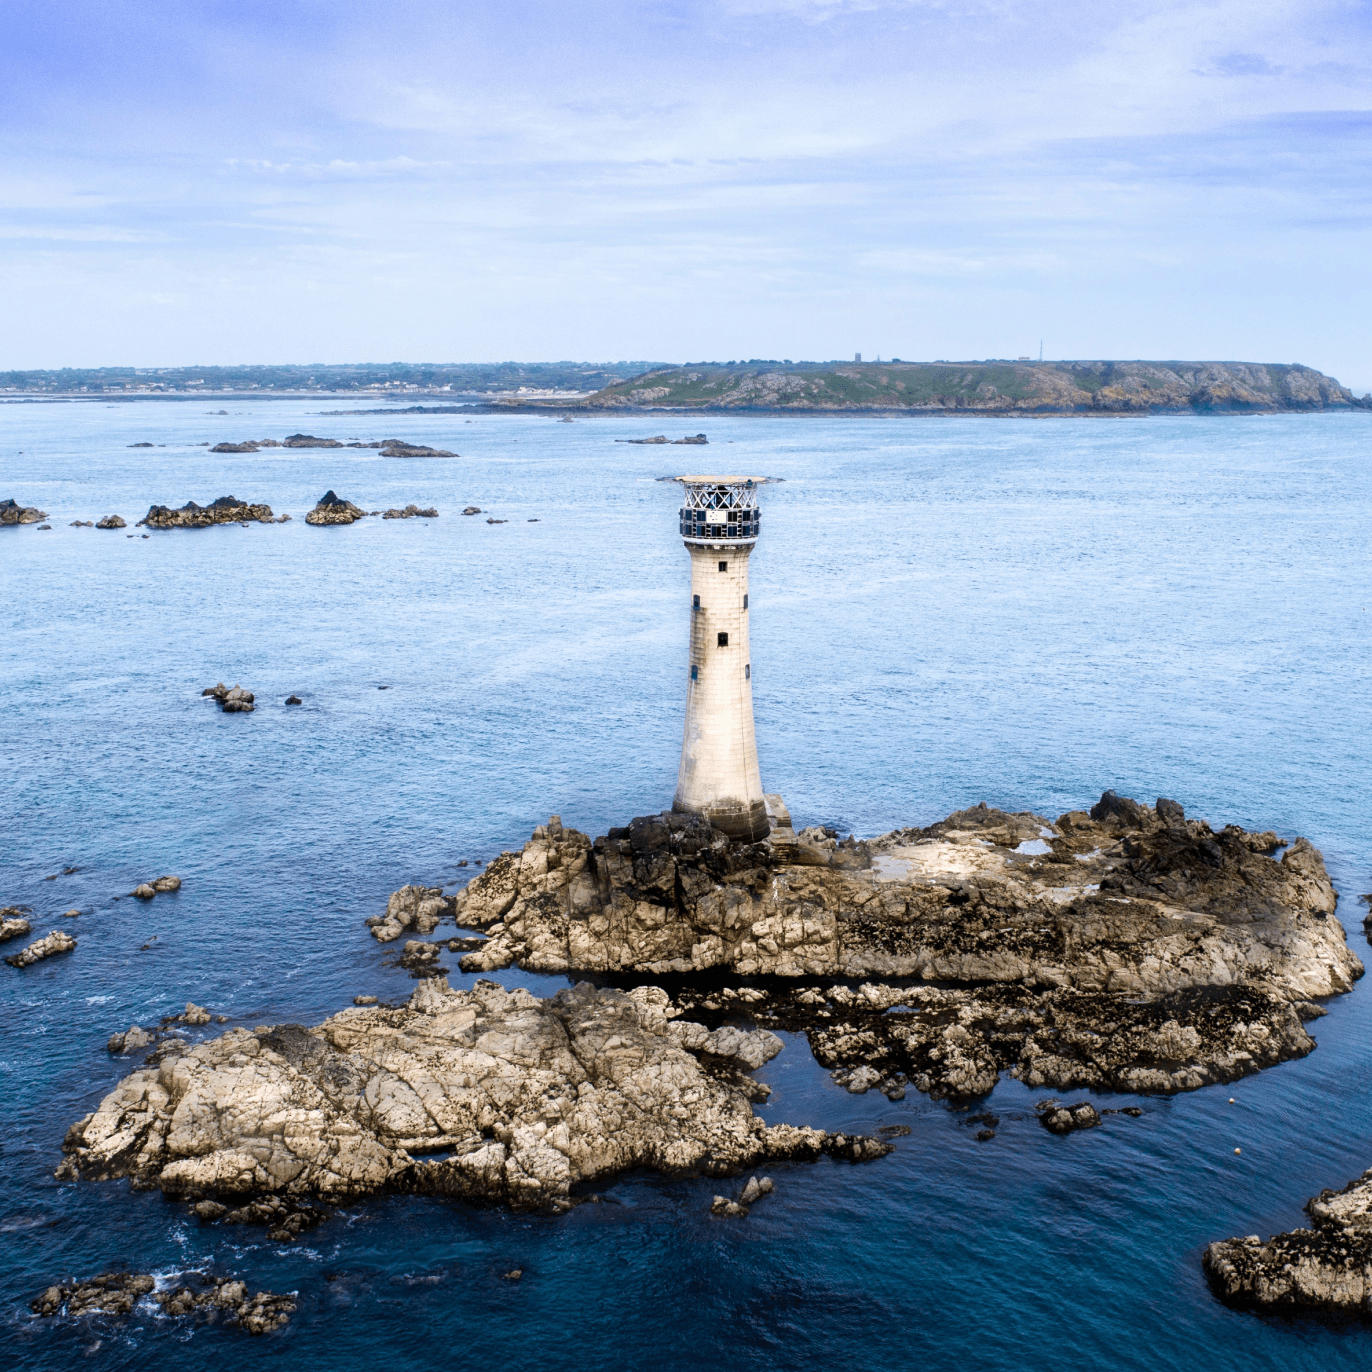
520, 360, 1370, 415
378, 793, 1359, 1100
139, 496, 283, 528
57, 979, 888, 1211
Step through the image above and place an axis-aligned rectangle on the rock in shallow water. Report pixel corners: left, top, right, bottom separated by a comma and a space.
140, 496, 276, 528
0, 498, 48, 524
6, 930, 76, 968
1205, 1168, 1372, 1315
56, 979, 890, 1211
305, 490, 368, 525
30, 1270, 294, 1333
0, 909, 32, 942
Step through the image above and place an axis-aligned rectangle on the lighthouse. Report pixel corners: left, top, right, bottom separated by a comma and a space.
672, 475, 769, 841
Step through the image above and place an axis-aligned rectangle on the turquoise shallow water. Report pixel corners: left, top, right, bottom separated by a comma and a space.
3, 399, 1372, 1370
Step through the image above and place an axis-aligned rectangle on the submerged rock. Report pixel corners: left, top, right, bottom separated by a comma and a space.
305, 490, 368, 525
210, 442, 261, 453
6, 930, 76, 968
31, 1270, 294, 1333
462, 506, 482, 515
141, 496, 276, 528
1, 498, 48, 525
56, 978, 890, 1211
1205, 1168, 1372, 1314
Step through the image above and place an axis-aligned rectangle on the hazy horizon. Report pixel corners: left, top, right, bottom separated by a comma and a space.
3, 1, 1369, 390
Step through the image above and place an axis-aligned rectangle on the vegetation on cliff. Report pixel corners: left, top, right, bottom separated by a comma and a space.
572, 360, 1366, 414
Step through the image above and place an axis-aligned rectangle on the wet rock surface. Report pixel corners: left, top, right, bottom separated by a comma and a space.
1, 498, 48, 524
140, 496, 279, 528
95, 514, 126, 529
57, 978, 890, 1211
383, 503, 439, 519
1205, 1168, 1372, 1314
6, 930, 76, 968
305, 490, 368, 525
31, 1270, 295, 1333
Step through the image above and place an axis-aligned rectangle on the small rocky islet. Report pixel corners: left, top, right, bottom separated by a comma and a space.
210, 434, 457, 456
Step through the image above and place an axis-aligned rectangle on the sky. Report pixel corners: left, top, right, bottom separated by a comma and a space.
1, 0, 1370, 387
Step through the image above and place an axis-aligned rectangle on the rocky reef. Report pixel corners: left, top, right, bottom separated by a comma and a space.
1, 907, 32, 942
1204, 1169, 1372, 1314
1, 498, 48, 524
57, 979, 890, 1212
95, 514, 126, 529
31, 1271, 294, 1334
305, 490, 368, 525
420, 793, 1358, 1099
140, 496, 280, 528
383, 503, 439, 519
6, 930, 76, 968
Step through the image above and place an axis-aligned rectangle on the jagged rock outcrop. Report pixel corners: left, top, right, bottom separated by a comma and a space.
283, 433, 342, 448
418, 795, 1358, 1100
95, 514, 126, 529
1, 498, 48, 524
56, 979, 889, 1211
369, 884, 453, 942
204, 682, 254, 712
666, 978, 1320, 1100
1, 908, 32, 942
381, 440, 456, 457
305, 490, 368, 525
382, 504, 439, 519
141, 496, 277, 528
448, 800, 1358, 997
31, 1271, 294, 1333
1205, 1169, 1372, 1314
6, 930, 76, 968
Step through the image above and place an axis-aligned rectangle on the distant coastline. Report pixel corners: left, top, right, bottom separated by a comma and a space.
544, 360, 1370, 416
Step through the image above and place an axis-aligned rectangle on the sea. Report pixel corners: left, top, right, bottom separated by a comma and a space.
3, 398, 1371, 1370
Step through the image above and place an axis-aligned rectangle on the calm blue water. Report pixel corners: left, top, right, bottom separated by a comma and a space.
3, 399, 1372, 1369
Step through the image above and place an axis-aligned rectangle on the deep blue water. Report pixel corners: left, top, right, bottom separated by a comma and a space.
3, 399, 1372, 1370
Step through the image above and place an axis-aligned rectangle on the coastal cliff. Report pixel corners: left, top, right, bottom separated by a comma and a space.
551, 360, 1366, 415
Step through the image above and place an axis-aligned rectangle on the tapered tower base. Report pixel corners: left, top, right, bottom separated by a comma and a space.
672, 477, 768, 843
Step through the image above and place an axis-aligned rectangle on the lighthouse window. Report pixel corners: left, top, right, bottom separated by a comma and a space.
746, 664, 751, 679
718, 561, 728, 572
743, 594, 748, 608
690, 665, 698, 680
692, 594, 700, 608
717, 631, 729, 647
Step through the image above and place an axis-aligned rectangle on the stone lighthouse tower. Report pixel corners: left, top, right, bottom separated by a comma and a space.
672, 476, 769, 841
